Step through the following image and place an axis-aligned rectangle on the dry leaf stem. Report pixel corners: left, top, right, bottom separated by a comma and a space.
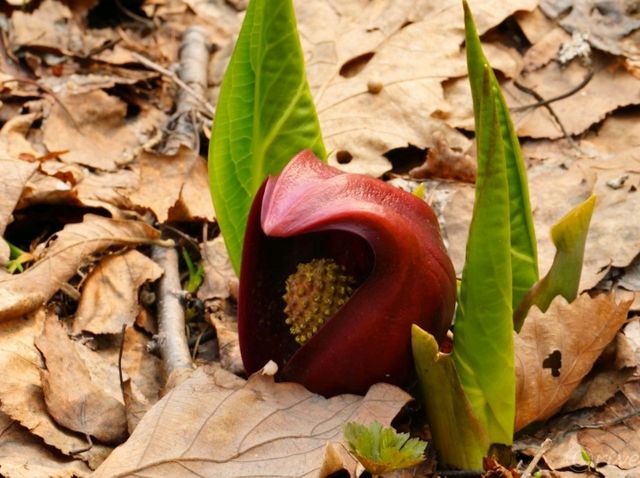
152, 246, 193, 385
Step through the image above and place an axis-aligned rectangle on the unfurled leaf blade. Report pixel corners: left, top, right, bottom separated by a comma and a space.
464, 0, 538, 311
514, 195, 596, 328
453, 66, 514, 446
209, 0, 326, 274
412, 325, 489, 470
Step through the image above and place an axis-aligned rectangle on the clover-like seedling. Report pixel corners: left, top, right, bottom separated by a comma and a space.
343, 421, 426, 477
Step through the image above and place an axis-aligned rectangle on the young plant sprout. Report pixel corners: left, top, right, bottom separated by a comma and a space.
237, 150, 457, 396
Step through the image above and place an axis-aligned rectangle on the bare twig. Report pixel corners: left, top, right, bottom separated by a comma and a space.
521, 438, 553, 478
164, 26, 212, 153
131, 51, 215, 117
511, 71, 593, 113
152, 246, 193, 387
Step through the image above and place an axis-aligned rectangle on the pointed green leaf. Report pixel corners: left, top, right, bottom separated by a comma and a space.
514, 195, 596, 328
464, 0, 538, 310
453, 66, 514, 446
412, 325, 489, 470
209, 0, 326, 273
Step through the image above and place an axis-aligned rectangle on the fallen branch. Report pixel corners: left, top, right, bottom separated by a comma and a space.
152, 246, 193, 389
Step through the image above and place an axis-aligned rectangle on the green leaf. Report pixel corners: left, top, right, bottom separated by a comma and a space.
463, 0, 538, 311
453, 66, 515, 446
343, 421, 426, 476
412, 325, 489, 470
514, 195, 596, 328
209, 0, 326, 274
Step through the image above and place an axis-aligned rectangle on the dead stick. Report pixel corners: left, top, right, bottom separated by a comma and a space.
521, 438, 552, 478
152, 246, 193, 383
131, 51, 214, 117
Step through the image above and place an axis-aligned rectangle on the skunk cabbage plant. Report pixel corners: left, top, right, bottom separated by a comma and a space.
238, 150, 457, 396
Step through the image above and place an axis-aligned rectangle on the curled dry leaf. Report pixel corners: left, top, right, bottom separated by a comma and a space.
0, 411, 91, 478
93, 365, 411, 477
0, 214, 168, 322
515, 293, 631, 431
72, 250, 163, 335
409, 131, 476, 183
36, 315, 128, 444
198, 235, 237, 302
0, 308, 112, 469
42, 90, 164, 171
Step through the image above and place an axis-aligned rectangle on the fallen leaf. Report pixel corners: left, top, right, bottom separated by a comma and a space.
127, 146, 200, 222
198, 235, 236, 302
0, 308, 111, 468
72, 250, 163, 335
295, 0, 535, 175
0, 214, 167, 321
515, 293, 630, 431
168, 153, 216, 222
42, 90, 164, 171
0, 411, 91, 478
36, 314, 128, 444
93, 365, 411, 477
507, 54, 640, 139
0, 113, 39, 161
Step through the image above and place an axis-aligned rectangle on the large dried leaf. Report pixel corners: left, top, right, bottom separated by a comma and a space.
0, 214, 167, 321
0, 411, 91, 478
168, 153, 216, 222
127, 147, 201, 222
0, 309, 112, 468
93, 366, 411, 477
36, 315, 128, 444
197, 235, 236, 302
42, 90, 164, 171
72, 250, 163, 335
515, 294, 630, 431
295, 0, 535, 176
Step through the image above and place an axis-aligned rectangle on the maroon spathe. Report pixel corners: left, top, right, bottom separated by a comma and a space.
238, 150, 456, 396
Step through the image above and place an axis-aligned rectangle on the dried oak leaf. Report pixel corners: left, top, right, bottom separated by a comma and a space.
36, 315, 128, 444
409, 131, 476, 183
0, 411, 91, 478
72, 250, 163, 335
93, 365, 411, 477
0, 308, 111, 469
0, 214, 166, 322
515, 293, 630, 431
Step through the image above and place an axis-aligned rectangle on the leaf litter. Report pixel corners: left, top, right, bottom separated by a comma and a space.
0, 0, 639, 476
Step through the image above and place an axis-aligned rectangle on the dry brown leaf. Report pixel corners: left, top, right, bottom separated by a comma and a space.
127, 146, 200, 222
72, 250, 163, 335
42, 90, 164, 171
508, 55, 640, 139
0, 158, 37, 262
93, 365, 411, 477
409, 131, 476, 183
0, 411, 91, 478
0, 308, 112, 468
168, 154, 216, 222
198, 235, 236, 302
562, 332, 637, 412
518, 380, 640, 472
294, 0, 535, 176
515, 293, 630, 431
0, 113, 38, 160
445, 148, 640, 292
583, 109, 640, 155
0, 214, 167, 322
36, 314, 128, 444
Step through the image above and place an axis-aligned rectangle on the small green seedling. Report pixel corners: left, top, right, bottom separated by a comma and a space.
181, 247, 204, 294
5, 241, 33, 274
343, 421, 426, 477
